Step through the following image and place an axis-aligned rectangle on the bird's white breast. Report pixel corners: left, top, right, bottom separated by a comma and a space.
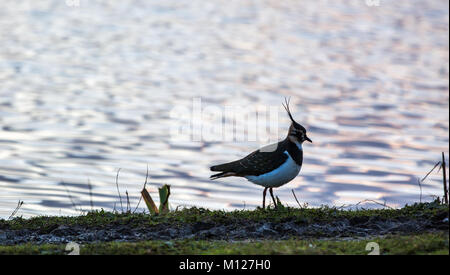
245, 151, 301, 187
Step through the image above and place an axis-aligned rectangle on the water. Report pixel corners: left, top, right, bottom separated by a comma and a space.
0, 0, 448, 218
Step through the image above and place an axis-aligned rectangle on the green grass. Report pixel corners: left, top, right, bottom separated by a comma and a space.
0, 232, 447, 255
1, 201, 447, 255
1, 201, 448, 231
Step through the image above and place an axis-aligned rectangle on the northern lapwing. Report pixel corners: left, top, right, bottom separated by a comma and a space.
210, 98, 312, 208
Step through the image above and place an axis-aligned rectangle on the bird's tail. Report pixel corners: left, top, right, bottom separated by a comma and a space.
210, 171, 236, 180
210, 160, 239, 172
210, 161, 240, 180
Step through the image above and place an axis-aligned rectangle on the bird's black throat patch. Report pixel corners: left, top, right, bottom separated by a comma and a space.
287, 140, 303, 166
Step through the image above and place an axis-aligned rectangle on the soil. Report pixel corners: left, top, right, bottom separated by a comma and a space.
1, 208, 448, 245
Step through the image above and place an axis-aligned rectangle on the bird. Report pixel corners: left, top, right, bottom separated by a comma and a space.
210, 98, 312, 209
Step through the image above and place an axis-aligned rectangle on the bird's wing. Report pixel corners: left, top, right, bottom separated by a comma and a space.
210, 141, 288, 176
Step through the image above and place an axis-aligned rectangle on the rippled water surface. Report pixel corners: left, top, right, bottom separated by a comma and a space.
0, 0, 448, 218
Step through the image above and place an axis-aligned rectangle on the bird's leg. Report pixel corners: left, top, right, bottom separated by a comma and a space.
269, 188, 277, 208
262, 187, 268, 209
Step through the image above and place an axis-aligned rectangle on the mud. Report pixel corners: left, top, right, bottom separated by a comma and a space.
1, 213, 448, 245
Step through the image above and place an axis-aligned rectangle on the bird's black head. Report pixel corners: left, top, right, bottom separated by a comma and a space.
283, 98, 312, 144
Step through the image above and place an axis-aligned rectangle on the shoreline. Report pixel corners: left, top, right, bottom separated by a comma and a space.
0, 201, 448, 254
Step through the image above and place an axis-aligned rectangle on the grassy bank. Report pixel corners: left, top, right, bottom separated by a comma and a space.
2, 201, 448, 231
0, 232, 448, 255
0, 201, 448, 254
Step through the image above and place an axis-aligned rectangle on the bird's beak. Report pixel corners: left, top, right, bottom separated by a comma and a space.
305, 136, 312, 143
